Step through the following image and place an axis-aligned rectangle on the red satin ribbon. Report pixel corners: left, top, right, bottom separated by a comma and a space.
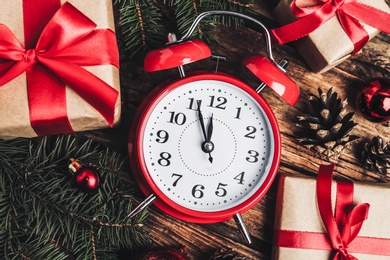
270, 0, 390, 55
317, 164, 369, 259
0, 1, 119, 136
276, 230, 390, 256
275, 165, 390, 258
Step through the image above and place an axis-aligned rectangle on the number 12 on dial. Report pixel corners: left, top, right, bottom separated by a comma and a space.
128, 73, 281, 237
128, 9, 299, 246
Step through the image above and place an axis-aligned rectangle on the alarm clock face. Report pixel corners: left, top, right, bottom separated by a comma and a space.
133, 73, 280, 221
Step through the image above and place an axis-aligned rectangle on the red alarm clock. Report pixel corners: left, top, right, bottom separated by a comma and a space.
128, 10, 299, 244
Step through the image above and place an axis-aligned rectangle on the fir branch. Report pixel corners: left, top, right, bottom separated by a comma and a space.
211, 0, 255, 27
176, 0, 200, 30
0, 171, 12, 257
15, 237, 68, 260
115, 0, 255, 58
116, 0, 163, 57
165, 0, 254, 42
92, 230, 97, 260
0, 138, 28, 169
0, 135, 148, 259
227, 0, 254, 8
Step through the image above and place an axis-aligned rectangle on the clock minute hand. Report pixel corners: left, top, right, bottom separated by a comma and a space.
205, 114, 214, 164
207, 113, 213, 142
196, 100, 214, 163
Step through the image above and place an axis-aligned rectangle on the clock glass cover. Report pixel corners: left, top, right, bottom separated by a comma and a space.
135, 73, 280, 220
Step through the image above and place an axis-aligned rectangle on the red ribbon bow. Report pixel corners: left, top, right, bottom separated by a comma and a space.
274, 164, 390, 257
271, 0, 390, 54
316, 164, 369, 259
0, 2, 119, 135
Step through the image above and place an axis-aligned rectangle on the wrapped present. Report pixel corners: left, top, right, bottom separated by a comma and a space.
271, 0, 390, 73
273, 164, 390, 259
0, 0, 121, 139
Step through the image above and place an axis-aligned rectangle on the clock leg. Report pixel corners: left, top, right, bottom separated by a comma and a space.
127, 193, 156, 218
233, 213, 252, 244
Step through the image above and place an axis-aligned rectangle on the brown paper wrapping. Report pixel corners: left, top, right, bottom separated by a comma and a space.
273, 0, 390, 73
0, 0, 121, 139
272, 173, 390, 259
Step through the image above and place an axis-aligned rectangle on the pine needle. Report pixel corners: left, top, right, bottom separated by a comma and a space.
115, 0, 254, 58
0, 135, 148, 259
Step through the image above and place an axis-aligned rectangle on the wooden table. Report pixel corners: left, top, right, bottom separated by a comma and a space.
90, 2, 390, 259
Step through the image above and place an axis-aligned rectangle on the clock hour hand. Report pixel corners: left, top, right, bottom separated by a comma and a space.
196, 100, 214, 163
196, 100, 208, 141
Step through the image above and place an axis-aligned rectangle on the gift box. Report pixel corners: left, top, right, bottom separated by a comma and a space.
0, 0, 121, 139
271, 0, 390, 73
273, 164, 390, 259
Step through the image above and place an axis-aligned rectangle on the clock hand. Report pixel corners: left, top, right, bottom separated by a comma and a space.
196, 100, 208, 141
205, 146, 214, 164
207, 113, 213, 142
196, 100, 214, 163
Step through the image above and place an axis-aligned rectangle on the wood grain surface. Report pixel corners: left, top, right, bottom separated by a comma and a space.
87, 2, 390, 259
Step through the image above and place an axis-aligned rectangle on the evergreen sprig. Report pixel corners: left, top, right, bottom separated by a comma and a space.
168, 0, 255, 41
114, 0, 254, 57
115, 0, 164, 58
0, 135, 148, 259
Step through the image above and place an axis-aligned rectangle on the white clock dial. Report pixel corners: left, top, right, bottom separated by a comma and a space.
140, 78, 276, 212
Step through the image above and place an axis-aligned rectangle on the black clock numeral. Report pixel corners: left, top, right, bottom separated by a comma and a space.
158, 152, 171, 166
192, 184, 205, 199
235, 107, 242, 119
244, 126, 257, 139
156, 130, 169, 143
171, 173, 183, 187
168, 111, 186, 125
208, 95, 227, 109
187, 98, 197, 110
246, 150, 260, 163
215, 183, 228, 197
234, 171, 245, 185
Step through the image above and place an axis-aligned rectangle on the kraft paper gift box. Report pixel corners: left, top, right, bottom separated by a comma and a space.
0, 0, 121, 139
271, 0, 390, 73
273, 165, 390, 259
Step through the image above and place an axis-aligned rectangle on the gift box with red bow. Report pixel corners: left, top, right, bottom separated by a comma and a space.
272, 165, 390, 259
0, 0, 121, 139
271, 0, 390, 73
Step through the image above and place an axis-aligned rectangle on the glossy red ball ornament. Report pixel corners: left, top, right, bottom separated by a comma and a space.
141, 248, 189, 260
356, 78, 390, 123
68, 158, 100, 193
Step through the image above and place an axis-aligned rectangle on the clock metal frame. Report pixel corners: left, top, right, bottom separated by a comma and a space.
128, 72, 281, 223
127, 10, 299, 244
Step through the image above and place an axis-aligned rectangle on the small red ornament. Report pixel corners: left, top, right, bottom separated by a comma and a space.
356, 77, 390, 123
141, 248, 189, 260
68, 158, 101, 193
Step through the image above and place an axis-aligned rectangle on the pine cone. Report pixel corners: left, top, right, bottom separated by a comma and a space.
296, 88, 359, 160
362, 136, 390, 180
209, 248, 246, 260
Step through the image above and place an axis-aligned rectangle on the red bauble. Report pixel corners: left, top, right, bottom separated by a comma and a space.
141, 248, 189, 260
68, 158, 101, 193
356, 78, 390, 122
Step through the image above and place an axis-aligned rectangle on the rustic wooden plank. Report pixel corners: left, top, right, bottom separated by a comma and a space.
142, 207, 267, 259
